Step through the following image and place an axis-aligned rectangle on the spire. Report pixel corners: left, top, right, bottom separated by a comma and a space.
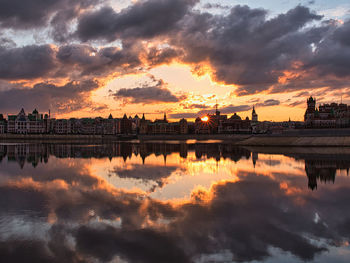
19, 108, 26, 115
215, 101, 220, 116
252, 106, 256, 114
142, 113, 145, 120
164, 112, 167, 121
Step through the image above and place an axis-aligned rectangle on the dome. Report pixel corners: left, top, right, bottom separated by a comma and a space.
230, 113, 242, 120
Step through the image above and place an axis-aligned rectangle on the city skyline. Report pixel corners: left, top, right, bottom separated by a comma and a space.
0, 1, 349, 121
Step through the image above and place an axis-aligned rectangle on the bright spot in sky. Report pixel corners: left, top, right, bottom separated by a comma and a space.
201, 116, 209, 122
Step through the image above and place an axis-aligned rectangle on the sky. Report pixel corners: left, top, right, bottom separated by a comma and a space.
0, 0, 349, 121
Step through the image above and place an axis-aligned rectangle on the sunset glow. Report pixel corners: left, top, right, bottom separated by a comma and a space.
0, 0, 348, 122
1, 1, 350, 262
201, 116, 209, 122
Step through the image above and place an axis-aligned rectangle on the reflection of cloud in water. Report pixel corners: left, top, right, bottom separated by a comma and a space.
110, 164, 182, 192
0, 171, 350, 262
0, 143, 350, 262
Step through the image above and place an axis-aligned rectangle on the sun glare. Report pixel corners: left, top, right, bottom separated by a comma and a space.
201, 116, 209, 122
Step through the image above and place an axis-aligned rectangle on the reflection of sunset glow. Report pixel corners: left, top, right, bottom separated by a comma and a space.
2, 142, 350, 263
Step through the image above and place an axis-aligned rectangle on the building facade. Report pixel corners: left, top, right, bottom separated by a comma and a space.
7, 109, 48, 134
304, 97, 350, 128
0, 114, 6, 134
195, 107, 253, 134
139, 114, 189, 135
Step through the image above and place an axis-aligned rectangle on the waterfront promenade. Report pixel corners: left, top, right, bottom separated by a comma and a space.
1, 129, 350, 146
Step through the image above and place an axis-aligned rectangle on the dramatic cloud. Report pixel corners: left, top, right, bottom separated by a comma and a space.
203, 3, 230, 10
1, 0, 350, 114
168, 112, 199, 119
110, 163, 182, 192
256, 99, 280, 107
303, 20, 350, 79
0, 80, 100, 113
113, 76, 183, 104
172, 5, 325, 95
0, 0, 101, 31
76, 0, 199, 42
0, 45, 56, 80
0, 42, 146, 83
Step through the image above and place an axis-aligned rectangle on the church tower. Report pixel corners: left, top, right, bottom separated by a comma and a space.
252, 106, 258, 123
306, 97, 316, 113
304, 96, 316, 124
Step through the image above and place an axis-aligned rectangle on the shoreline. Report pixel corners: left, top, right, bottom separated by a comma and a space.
1, 133, 350, 146
235, 136, 350, 147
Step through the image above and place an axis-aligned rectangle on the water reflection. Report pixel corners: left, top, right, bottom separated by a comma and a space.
0, 142, 349, 262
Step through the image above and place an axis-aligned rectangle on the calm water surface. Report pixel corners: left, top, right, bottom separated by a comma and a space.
0, 142, 350, 262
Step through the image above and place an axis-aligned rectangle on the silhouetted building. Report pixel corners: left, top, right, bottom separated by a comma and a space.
304, 96, 350, 128
0, 114, 6, 134
7, 108, 50, 134
118, 114, 132, 134
139, 113, 189, 135
219, 113, 251, 134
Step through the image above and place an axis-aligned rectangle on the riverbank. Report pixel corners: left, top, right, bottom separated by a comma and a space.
137, 134, 250, 141
236, 136, 350, 147
2, 133, 350, 147
0, 134, 137, 143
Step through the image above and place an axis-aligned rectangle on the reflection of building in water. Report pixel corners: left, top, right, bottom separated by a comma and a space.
0, 143, 252, 168
252, 152, 258, 167
194, 144, 250, 162
5, 144, 49, 168
305, 159, 350, 190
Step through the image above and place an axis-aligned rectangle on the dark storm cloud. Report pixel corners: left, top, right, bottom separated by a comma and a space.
0, 0, 101, 30
1, 0, 350, 98
113, 77, 182, 104
333, 20, 350, 46
0, 42, 144, 81
0, 45, 56, 80
173, 5, 324, 95
76, 0, 199, 42
0, 80, 99, 113
303, 20, 350, 79
256, 99, 280, 107
72, 4, 350, 95
56, 43, 143, 77
146, 47, 182, 66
